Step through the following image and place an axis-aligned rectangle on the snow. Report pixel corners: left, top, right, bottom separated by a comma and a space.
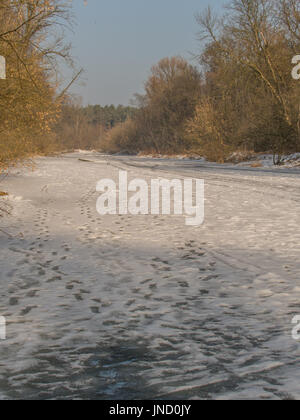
236, 153, 300, 169
0, 151, 299, 400
138, 152, 300, 169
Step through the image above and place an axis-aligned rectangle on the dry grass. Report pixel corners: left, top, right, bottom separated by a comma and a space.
250, 161, 263, 168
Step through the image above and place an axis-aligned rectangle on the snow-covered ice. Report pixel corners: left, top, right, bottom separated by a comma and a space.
0, 152, 299, 400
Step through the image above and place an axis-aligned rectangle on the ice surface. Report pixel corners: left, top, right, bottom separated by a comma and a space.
0, 152, 299, 400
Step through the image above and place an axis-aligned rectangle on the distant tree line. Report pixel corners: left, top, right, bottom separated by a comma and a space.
82, 104, 137, 128
55, 103, 137, 151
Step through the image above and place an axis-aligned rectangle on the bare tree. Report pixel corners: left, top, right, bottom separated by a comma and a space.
196, 0, 300, 161
0, 0, 79, 167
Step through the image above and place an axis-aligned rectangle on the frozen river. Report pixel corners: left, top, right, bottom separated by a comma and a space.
0, 152, 299, 399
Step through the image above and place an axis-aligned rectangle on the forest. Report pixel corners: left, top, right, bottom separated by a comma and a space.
1, 0, 300, 166
55, 103, 137, 151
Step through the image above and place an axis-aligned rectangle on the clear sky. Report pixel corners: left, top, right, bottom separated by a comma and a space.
67, 0, 224, 106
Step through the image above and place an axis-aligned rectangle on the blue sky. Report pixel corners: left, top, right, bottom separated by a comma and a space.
67, 0, 224, 106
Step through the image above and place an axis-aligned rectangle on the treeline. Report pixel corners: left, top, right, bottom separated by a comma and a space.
55, 103, 137, 151
101, 57, 202, 156
0, 0, 75, 169
2, 0, 300, 166
103, 0, 300, 163
82, 104, 137, 128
